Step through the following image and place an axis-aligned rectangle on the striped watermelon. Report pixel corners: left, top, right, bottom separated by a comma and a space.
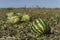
31, 18, 50, 35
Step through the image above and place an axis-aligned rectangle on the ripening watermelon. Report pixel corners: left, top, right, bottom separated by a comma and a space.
6, 12, 15, 17
16, 13, 23, 17
7, 16, 20, 24
31, 18, 50, 35
21, 14, 30, 22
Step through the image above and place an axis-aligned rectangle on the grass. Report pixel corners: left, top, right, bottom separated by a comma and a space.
0, 8, 60, 40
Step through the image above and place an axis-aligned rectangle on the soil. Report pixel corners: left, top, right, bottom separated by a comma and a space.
0, 8, 60, 40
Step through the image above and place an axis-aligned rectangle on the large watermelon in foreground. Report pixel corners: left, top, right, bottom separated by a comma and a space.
31, 18, 50, 35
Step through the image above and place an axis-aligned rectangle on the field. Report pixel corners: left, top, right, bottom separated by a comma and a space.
0, 8, 60, 40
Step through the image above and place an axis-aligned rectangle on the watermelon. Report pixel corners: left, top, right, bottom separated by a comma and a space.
16, 13, 23, 17
31, 18, 50, 35
21, 14, 30, 22
7, 16, 20, 24
6, 12, 16, 17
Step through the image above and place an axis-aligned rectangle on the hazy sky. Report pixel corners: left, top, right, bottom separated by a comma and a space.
0, 0, 60, 8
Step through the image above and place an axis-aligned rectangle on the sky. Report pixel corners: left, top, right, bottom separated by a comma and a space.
0, 0, 60, 8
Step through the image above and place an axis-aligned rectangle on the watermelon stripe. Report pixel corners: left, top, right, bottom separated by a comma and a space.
33, 22, 42, 33
32, 24, 39, 33
35, 19, 44, 31
39, 18, 47, 30
40, 19, 47, 28
31, 25, 37, 33
40, 18, 49, 33
31, 29, 35, 33
39, 18, 45, 26
41, 19, 49, 32
38, 18, 45, 27
38, 18, 46, 32
32, 24, 42, 33
34, 20, 44, 33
